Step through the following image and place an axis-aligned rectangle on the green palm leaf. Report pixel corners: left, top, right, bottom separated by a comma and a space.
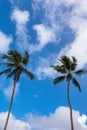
53, 75, 65, 84
59, 55, 71, 71
0, 62, 15, 67
2, 54, 15, 62
8, 50, 22, 63
22, 51, 30, 65
7, 69, 17, 78
22, 68, 34, 80
0, 68, 12, 75
75, 69, 87, 76
72, 77, 81, 91
72, 56, 77, 63
71, 56, 77, 71
51, 65, 66, 74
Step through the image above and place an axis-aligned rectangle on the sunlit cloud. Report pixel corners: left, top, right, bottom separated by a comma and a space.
0, 112, 31, 130
29, 24, 57, 53
26, 106, 87, 130
0, 31, 12, 53
0, 107, 87, 130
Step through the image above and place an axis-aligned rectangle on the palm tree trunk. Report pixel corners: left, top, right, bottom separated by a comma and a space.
4, 80, 17, 130
67, 80, 74, 130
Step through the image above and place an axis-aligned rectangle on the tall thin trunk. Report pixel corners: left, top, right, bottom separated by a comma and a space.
67, 80, 74, 130
4, 80, 16, 130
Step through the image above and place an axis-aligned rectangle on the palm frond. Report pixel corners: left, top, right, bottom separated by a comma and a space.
53, 75, 65, 84
2, 54, 15, 62
0, 68, 12, 75
8, 50, 21, 58
72, 77, 81, 91
72, 56, 77, 63
0, 50, 34, 83
7, 69, 17, 78
0, 62, 14, 67
71, 63, 77, 71
51, 65, 66, 74
8, 50, 22, 63
71, 56, 77, 71
22, 51, 30, 65
22, 68, 34, 80
75, 69, 87, 76
59, 55, 72, 71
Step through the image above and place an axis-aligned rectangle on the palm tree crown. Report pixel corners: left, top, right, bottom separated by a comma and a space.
51, 55, 87, 91
0, 50, 34, 81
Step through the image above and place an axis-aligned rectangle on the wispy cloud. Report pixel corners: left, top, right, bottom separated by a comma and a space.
11, 7, 30, 51
0, 31, 12, 53
28, 0, 62, 54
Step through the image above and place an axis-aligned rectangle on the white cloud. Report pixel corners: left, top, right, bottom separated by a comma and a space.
58, 24, 87, 68
29, 24, 58, 53
34, 56, 57, 79
0, 31, 12, 53
0, 112, 31, 130
0, 107, 87, 130
78, 115, 87, 128
26, 106, 87, 130
11, 8, 29, 24
33, 24, 56, 49
4, 81, 19, 100
11, 8, 30, 50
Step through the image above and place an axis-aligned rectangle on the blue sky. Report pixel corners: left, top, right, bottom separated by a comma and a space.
0, 0, 87, 130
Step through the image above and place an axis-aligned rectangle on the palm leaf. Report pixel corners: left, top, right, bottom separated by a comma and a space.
75, 69, 87, 76
8, 50, 22, 63
71, 63, 77, 71
72, 77, 81, 91
59, 56, 72, 71
51, 65, 66, 74
2, 54, 15, 62
8, 50, 21, 58
22, 68, 34, 80
0, 68, 12, 75
53, 75, 65, 84
22, 51, 30, 65
7, 69, 17, 78
72, 56, 77, 63
0, 62, 14, 67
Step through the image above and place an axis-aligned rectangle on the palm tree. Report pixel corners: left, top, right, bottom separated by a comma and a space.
51, 55, 87, 130
0, 50, 34, 130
